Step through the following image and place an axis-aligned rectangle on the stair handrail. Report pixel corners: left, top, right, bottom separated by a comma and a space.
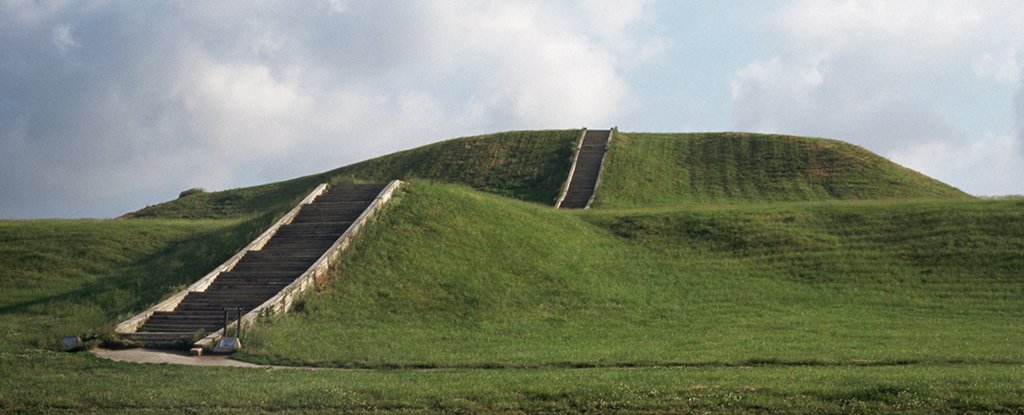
193, 180, 404, 351
584, 127, 615, 209
114, 183, 329, 335
554, 128, 589, 208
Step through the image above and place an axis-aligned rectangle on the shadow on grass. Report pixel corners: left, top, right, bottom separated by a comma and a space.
231, 355, 1024, 371
0, 211, 279, 346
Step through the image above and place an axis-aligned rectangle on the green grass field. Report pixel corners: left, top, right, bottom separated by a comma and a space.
238, 182, 1024, 369
3, 353, 1023, 413
2, 131, 1022, 413
594, 132, 968, 208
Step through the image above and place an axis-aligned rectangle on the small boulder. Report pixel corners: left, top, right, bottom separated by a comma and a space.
61, 336, 83, 351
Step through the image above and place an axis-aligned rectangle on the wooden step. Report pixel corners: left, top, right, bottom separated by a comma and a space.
560, 130, 610, 209
122, 182, 393, 349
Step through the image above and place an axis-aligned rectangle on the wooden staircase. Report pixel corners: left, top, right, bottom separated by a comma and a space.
557, 129, 612, 209
118, 183, 389, 347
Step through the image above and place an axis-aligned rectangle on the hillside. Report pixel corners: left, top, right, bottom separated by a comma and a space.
5, 130, 1021, 413
594, 132, 969, 208
3, 182, 1023, 412
125, 130, 968, 220
0, 217, 267, 350
238, 181, 1024, 368
125, 129, 579, 219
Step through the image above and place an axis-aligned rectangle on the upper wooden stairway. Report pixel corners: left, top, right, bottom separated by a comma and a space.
556, 129, 612, 209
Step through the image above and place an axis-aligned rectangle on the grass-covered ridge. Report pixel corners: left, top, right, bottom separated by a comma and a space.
127, 129, 579, 219
594, 132, 970, 208
239, 181, 1024, 369
128, 130, 972, 219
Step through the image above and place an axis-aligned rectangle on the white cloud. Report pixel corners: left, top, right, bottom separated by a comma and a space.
1017, 72, 1024, 167
731, 0, 1024, 195
324, 0, 349, 15
2, 0, 71, 27
974, 48, 1023, 83
888, 132, 1024, 196
423, 1, 637, 127
51, 24, 78, 56
0, 1, 661, 218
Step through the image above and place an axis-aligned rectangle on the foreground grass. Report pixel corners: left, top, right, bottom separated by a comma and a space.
595, 132, 969, 208
2, 350, 1023, 414
2, 183, 1023, 412
240, 182, 1024, 369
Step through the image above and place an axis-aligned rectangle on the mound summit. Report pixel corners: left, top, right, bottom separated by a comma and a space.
126, 130, 967, 220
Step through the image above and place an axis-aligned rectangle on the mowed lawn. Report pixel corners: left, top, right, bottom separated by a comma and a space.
4, 353, 1023, 413
240, 182, 1024, 369
2, 184, 1024, 413
594, 132, 968, 208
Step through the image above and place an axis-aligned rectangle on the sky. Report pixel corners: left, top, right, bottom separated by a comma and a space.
2, 0, 1023, 219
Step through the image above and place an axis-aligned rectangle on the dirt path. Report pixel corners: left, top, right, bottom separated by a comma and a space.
93, 348, 265, 367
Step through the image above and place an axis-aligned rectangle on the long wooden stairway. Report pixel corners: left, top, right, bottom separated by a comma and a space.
118, 183, 394, 347
557, 129, 612, 209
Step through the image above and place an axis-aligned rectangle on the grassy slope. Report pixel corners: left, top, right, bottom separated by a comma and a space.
127, 129, 578, 219
2, 184, 1023, 413
122, 177, 323, 220
127, 130, 971, 219
0, 217, 273, 350
4, 131, 1022, 413
594, 132, 970, 208
240, 182, 1024, 368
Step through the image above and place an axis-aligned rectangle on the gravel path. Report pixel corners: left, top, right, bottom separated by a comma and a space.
93, 348, 264, 367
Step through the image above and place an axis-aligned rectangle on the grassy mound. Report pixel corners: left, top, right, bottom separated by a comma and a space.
127, 130, 971, 219
594, 132, 970, 208
239, 181, 1024, 368
126, 130, 578, 219
6, 129, 1021, 413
